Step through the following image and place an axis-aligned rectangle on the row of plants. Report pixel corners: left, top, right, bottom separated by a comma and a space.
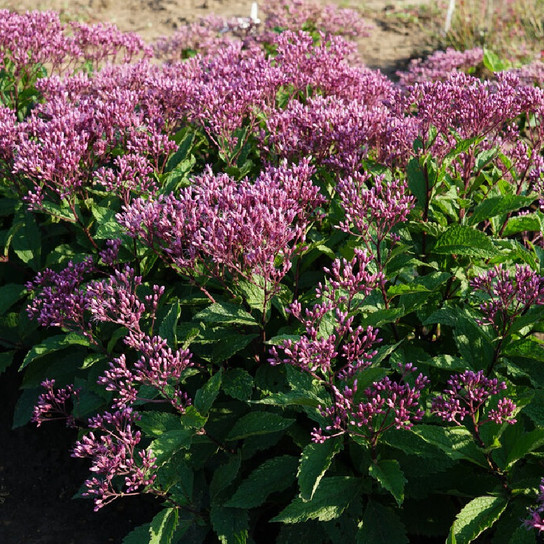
1, 2, 544, 543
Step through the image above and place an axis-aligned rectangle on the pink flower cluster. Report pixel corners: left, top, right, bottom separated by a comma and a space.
526, 479, 544, 532
270, 249, 384, 379
26, 258, 95, 335
29, 264, 194, 509
398, 47, 484, 87
154, 0, 372, 62
312, 363, 429, 446
268, 249, 427, 448
337, 173, 415, 254
72, 409, 157, 511
471, 264, 544, 334
32, 379, 80, 428
431, 370, 516, 426
119, 160, 324, 302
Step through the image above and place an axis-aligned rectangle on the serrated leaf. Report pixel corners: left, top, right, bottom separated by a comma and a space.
368, 459, 406, 507
356, 501, 408, 544
506, 429, 544, 468
0, 350, 14, 375
298, 438, 341, 501
138, 412, 182, 437
210, 452, 242, 500
271, 477, 361, 523
433, 225, 499, 258
222, 368, 253, 401
92, 205, 124, 239
210, 505, 248, 544
211, 333, 258, 364
11, 210, 41, 270
226, 411, 294, 441
469, 195, 536, 226
447, 495, 508, 544
158, 301, 180, 347
417, 353, 471, 372
412, 425, 487, 467
194, 302, 258, 327
122, 522, 152, 544
505, 338, 544, 362
150, 508, 179, 544
407, 158, 429, 209
226, 455, 298, 508
0, 283, 25, 314
20, 332, 91, 370
502, 213, 541, 236
150, 429, 193, 465
194, 370, 222, 415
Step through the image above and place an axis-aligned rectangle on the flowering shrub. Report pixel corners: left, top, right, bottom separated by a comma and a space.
2, 3, 544, 543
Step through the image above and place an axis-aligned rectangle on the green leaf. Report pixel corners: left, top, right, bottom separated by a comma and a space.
483, 48, 511, 72
508, 525, 536, 543
194, 302, 258, 327
222, 368, 253, 401
433, 225, 499, 258
271, 477, 361, 523
226, 411, 295, 441
505, 338, 544, 362
158, 301, 180, 347
0, 283, 25, 314
406, 158, 429, 209
356, 501, 408, 544
412, 425, 487, 467
150, 508, 179, 544
225, 455, 298, 508
446, 495, 508, 544
502, 213, 541, 236
20, 332, 91, 370
418, 354, 469, 372
11, 210, 41, 270
138, 412, 182, 438
0, 350, 14, 375
298, 438, 342, 501
92, 205, 124, 239
165, 132, 194, 172
469, 195, 536, 226
506, 429, 544, 468
368, 459, 406, 507
122, 523, 152, 544
211, 333, 258, 364
210, 453, 241, 500
194, 370, 223, 415
210, 505, 248, 544
150, 429, 193, 465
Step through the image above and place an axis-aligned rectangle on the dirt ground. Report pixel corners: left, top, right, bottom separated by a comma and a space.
0, 1, 441, 543
0, 0, 437, 73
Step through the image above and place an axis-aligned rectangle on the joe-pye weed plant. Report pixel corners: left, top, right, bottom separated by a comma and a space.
1, 3, 544, 543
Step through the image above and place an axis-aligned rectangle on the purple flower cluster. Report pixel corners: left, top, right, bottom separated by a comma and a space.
0, 10, 150, 106
431, 370, 516, 426
526, 479, 544, 532
119, 160, 324, 302
32, 379, 80, 428
154, 0, 372, 63
471, 265, 544, 334
72, 408, 157, 511
398, 47, 484, 87
337, 173, 415, 254
312, 363, 429, 447
26, 258, 95, 335
270, 249, 384, 380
